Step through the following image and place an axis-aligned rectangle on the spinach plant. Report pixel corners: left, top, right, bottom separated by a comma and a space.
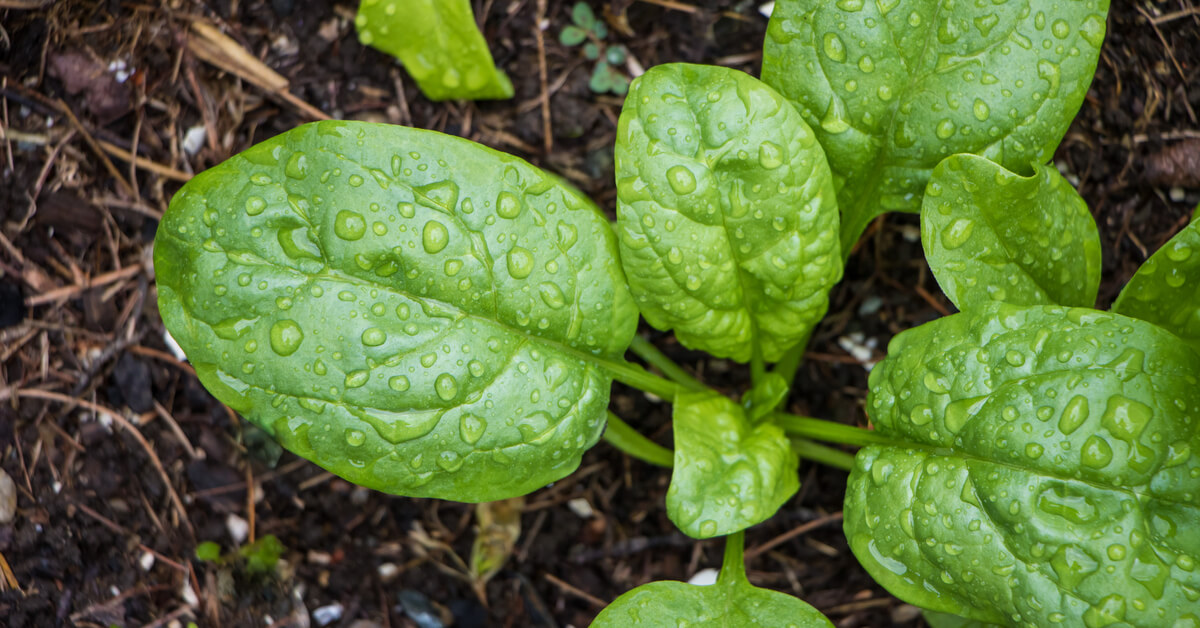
559, 2, 631, 95
356, 0, 513, 101
148, 0, 1200, 625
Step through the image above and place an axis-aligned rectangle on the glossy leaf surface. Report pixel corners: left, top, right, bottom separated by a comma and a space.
615, 63, 841, 363
1113, 218, 1200, 352
849, 303, 1200, 626
356, 0, 513, 101
155, 121, 637, 502
762, 0, 1109, 250
591, 570, 832, 627
667, 392, 799, 538
921, 155, 1100, 310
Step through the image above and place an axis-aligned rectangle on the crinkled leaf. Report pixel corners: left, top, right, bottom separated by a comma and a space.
762, 0, 1109, 251
667, 391, 799, 538
356, 0, 513, 101
849, 303, 1200, 626
921, 154, 1100, 310
1112, 218, 1200, 353
155, 121, 638, 502
615, 63, 841, 363
591, 575, 832, 627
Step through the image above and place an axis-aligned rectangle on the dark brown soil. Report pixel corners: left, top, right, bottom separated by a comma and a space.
1, 1, 1197, 627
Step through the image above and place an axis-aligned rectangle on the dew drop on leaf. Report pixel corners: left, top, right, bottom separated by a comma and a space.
421, 220, 449, 253
268, 320, 304, 356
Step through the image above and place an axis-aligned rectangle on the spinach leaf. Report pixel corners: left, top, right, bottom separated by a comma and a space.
667, 391, 799, 538
591, 544, 833, 627
848, 303, 1200, 626
921, 154, 1100, 310
614, 63, 841, 363
356, 0, 513, 101
155, 121, 638, 502
762, 0, 1109, 251
1112, 218, 1200, 352
923, 611, 1002, 628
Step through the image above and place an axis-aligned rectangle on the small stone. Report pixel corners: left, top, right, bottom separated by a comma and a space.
567, 498, 594, 518
377, 562, 399, 581
226, 513, 249, 544
312, 603, 344, 626
687, 568, 719, 586
0, 468, 16, 524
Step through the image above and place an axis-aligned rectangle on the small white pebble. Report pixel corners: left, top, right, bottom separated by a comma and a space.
838, 333, 879, 372
1170, 186, 1186, 202
307, 550, 332, 565
688, 568, 719, 586
377, 562, 399, 581
567, 498, 594, 519
182, 125, 207, 156
181, 580, 199, 608
226, 513, 249, 544
758, 1, 775, 18
312, 603, 344, 626
140, 551, 156, 571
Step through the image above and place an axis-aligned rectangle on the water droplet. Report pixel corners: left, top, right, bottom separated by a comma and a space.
245, 196, 267, 216
1059, 395, 1089, 434
388, 375, 410, 392
857, 55, 874, 73
269, 320, 304, 356
334, 210, 366, 240
496, 191, 522, 219
666, 165, 696, 194
538, 282, 567, 309
345, 370, 369, 388
348, 174, 364, 187
758, 141, 784, 169
420, 352, 438, 368
699, 520, 718, 537
506, 246, 535, 279
1101, 395, 1152, 442
435, 373, 458, 401
398, 202, 416, 218
362, 327, 386, 346
556, 221, 578, 249
1080, 435, 1113, 468
1051, 19, 1071, 39
935, 118, 956, 139
422, 221, 449, 253
345, 429, 366, 446
835, 0, 862, 10
941, 218, 973, 249
822, 33, 846, 62
460, 414, 486, 445
284, 152, 308, 179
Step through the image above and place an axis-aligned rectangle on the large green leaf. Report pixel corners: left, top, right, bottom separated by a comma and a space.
848, 303, 1200, 626
667, 392, 799, 539
762, 0, 1109, 251
155, 121, 637, 502
591, 558, 832, 627
921, 154, 1100, 310
614, 63, 841, 363
1112, 218, 1200, 353
356, 0, 513, 101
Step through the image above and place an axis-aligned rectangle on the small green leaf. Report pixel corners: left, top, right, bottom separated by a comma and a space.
594, 20, 608, 39
615, 63, 841, 362
743, 372, 790, 423
762, 0, 1110, 251
156, 121, 638, 502
572, 1, 595, 29
606, 45, 626, 65
609, 73, 629, 96
589, 60, 612, 93
667, 392, 799, 538
583, 42, 600, 60
195, 541, 221, 562
239, 535, 284, 575
356, 0, 513, 101
559, 25, 587, 46
849, 303, 1200, 626
921, 154, 1100, 310
1112, 218, 1200, 352
591, 573, 832, 627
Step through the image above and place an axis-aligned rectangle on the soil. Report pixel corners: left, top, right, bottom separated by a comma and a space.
0, 1, 1197, 627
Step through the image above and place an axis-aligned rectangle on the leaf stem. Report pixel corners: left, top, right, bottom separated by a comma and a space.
717, 530, 746, 585
790, 438, 855, 472
775, 413, 895, 448
601, 359, 680, 401
750, 343, 767, 388
769, 327, 813, 388
604, 412, 674, 468
628, 335, 707, 392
